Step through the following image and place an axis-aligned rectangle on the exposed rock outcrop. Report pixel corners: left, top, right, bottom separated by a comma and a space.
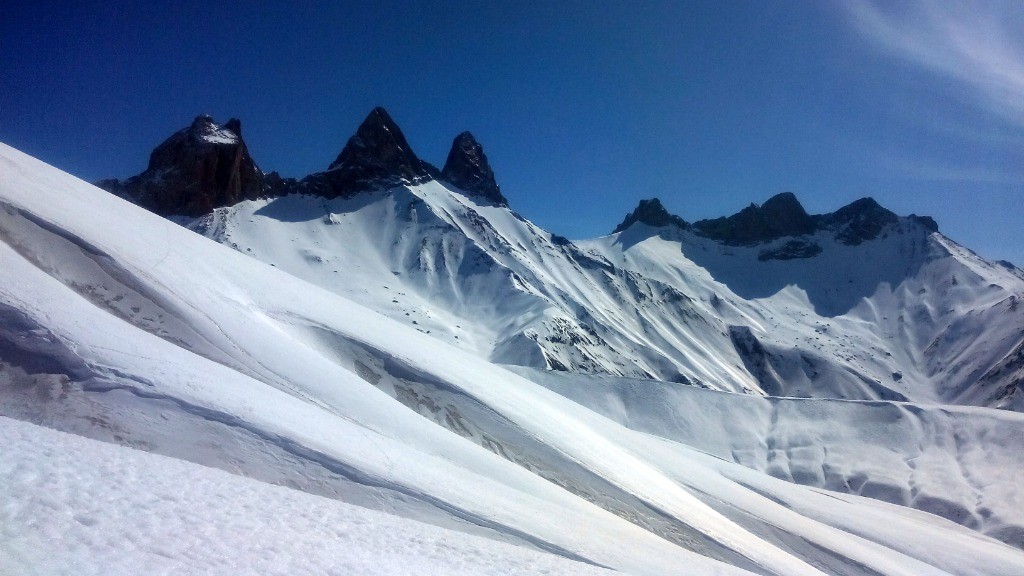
441, 132, 507, 206
98, 107, 454, 211
819, 197, 899, 245
96, 115, 264, 217
693, 192, 816, 245
757, 239, 823, 261
613, 192, 939, 250
612, 198, 688, 234
303, 107, 438, 198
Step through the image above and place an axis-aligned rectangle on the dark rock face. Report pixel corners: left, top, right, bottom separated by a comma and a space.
758, 239, 823, 261
612, 198, 688, 234
612, 191, 938, 253
308, 107, 437, 198
441, 132, 507, 206
976, 337, 1024, 409
910, 214, 939, 233
98, 107, 454, 214
687, 193, 937, 247
820, 197, 899, 245
728, 325, 783, 396
96, 115, 265, 217
694, 192, 815, 245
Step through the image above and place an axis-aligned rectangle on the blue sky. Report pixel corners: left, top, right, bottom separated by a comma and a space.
2, 1, 1022, 264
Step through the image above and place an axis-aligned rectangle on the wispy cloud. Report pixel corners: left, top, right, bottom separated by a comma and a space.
884, 153, 1024, 185
840, 1, 1024, 129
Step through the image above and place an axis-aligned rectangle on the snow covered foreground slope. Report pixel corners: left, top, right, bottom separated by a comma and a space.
0, 416, 618, 576
3, 142, 1024, 575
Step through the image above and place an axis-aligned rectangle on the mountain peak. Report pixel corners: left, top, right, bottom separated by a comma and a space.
690, 193, 937, 247
612, 198, 688, 234
822, 196, 901, 245
192, 113, 214, 127
760, 192, 806, 219
694, 192, 815, 245
224, 117, 242, 137
441, 131, 506, 206
97, 115, 262, 217
317, 107, 435, 197
178, 115, 240, 147
328, 107, 413, 171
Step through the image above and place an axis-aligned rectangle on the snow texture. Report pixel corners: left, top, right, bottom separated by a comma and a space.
0, 415, 619, 576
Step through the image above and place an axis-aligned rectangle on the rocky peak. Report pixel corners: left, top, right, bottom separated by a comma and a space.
910, 214, 939, 233
760, 192, 812, 227
97, 115, 263, 217
612, 198, 688, 234
827, 197, 888, 221
224, 118, 242, 137
820, 197, 900, 245
441, 132, 507, 206
313, 107, 436, 197
694, 192, 815, 245
193, 114, 215, 128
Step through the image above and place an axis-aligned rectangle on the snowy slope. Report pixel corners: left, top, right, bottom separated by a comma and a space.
3, 143, 1024, 575
0, 415, 618, 576
185, 186, 772, 392
510, 366, 1024, 547
0, 144, 750, 576
185, 177, 1024, 410
585, 221, 1024, 409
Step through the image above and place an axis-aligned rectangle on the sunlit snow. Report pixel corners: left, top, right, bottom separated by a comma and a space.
1, 142, 1023, 575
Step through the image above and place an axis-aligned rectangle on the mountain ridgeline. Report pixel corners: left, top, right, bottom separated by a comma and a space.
96, 115, 265, 217
615, 192, 939, 249
98, 107, 506, 216
95, 107, 1024, 413
101, 106, 934, 250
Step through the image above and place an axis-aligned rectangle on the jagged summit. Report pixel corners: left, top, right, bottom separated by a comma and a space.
311, 107, 437, 197
97, 109, 942, 250
102, 107, 519, 210
179, 114, 242, 145
818, 197, 937, 245
96, 115, 263, 217
441, 132, 507, 206
694, 192, 816, 245
98, 107, 460, 209
819, 197, 899, 246
224, 117, 242, 137
612, 198, 688, 233
612, 192, 940, 248
327, 107, 417, 172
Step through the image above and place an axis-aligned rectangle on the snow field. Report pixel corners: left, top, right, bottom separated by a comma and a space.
0, 415, 621, 576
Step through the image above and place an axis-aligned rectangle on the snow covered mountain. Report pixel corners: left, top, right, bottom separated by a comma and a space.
2, 106, 1023, 575
107, 109, 1023, 411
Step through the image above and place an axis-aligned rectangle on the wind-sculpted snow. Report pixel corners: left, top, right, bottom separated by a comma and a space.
0, 416, 621, 576
3, 142, 1024, 575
